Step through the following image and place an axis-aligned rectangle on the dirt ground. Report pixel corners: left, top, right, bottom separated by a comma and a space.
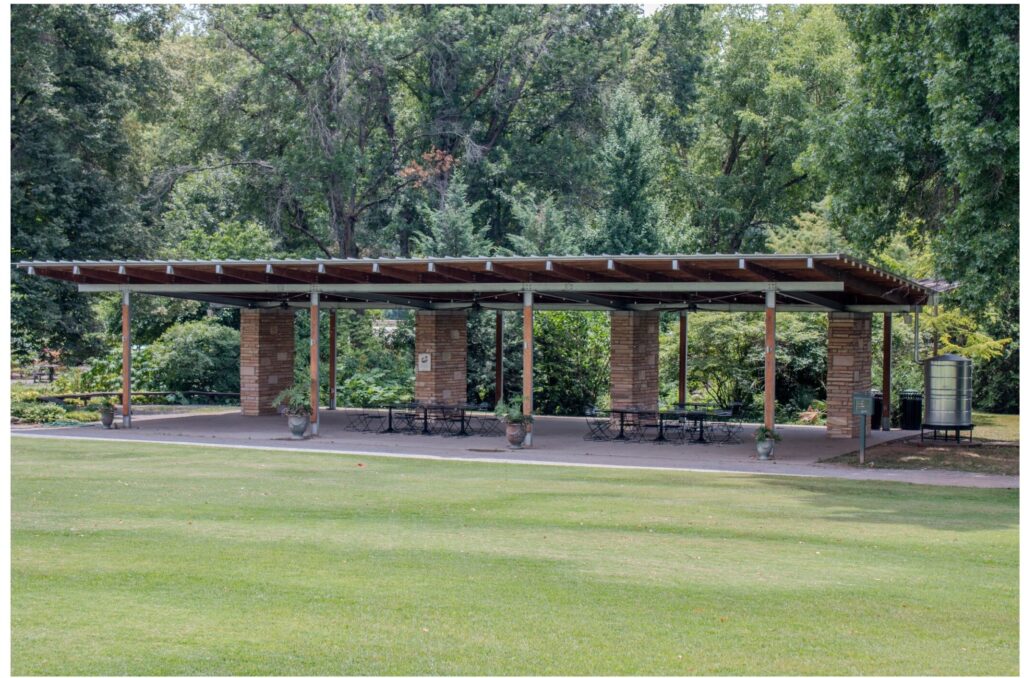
824, 436, 1019, 475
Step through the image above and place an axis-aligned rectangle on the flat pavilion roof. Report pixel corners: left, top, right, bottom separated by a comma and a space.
18, 253, 935, 313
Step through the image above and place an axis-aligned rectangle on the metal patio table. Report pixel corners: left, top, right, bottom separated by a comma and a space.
379, 401, 419, 434
607, 408, 638, 440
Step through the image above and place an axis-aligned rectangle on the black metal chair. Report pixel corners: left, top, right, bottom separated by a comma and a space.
660, 411, 687, 444
584, 408, 614, 441
468, 404, 502, 437
394, 403, 426, 434
707, 402, 742, 444
439, 405, 471, 436
628, 410, 663, 442
341, 409, 368, 432
360, 409, 387, 433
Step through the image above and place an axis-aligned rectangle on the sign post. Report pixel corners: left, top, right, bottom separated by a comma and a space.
852, 391, 873, 464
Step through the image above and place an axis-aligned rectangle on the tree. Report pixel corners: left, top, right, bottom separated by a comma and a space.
684, 6, 852, 252
150, 321, 241, 392
592, 86, 667, 255
534, 312, 610, 415
813, 5, 1019, 311
11, 5, 170, 360
646, 4, 710, 154
413, 171, 491, 257
195, 5, 413, 257
501, 185, 580, 256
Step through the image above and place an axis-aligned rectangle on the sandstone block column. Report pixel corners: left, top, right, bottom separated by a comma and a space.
415, 310, 467, 404
240, 308, 295, 416
826, 312, 872, 438
610, 311, 660, 412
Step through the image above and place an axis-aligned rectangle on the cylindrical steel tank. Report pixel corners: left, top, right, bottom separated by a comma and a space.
923, 354, 972, 427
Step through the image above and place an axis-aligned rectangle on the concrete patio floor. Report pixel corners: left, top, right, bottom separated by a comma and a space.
13, 408, 1016, 489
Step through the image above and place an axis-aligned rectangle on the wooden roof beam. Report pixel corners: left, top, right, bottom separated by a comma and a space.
118, 267, 173, 284
668, 260, 703, 282
540, 291, 631, 310
370, 263, 422, 284
426, 262, 485, 283
738, 259, 846, 310
814, 261, 917, 304
484, 261, 563, 283
272, 266, 318, 283
63, 267, 123, 285
544, 261, 594, 282
214, 265, 268, 284
164, 266, 220, 284
606, 259, 677, 282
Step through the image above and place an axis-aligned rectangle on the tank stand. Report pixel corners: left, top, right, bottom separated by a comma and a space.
920, 424, 975, 445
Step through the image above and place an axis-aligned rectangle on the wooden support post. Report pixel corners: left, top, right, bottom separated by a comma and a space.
328, 310, 337, 410
310, 291, 320, 435
121, 290, 132, 428
495, 311, 504, 405
522, 292, 534, 448
882, 312, 892, 430
678, 311, 688, 408
764, 290, 776, 432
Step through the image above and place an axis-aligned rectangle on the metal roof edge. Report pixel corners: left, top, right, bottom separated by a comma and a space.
17, 252, 848, 267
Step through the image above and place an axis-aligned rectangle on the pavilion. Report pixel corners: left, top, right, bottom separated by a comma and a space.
18, 253, 935, 446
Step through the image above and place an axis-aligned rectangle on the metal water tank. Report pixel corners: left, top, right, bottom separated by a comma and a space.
923, 354, 972, 427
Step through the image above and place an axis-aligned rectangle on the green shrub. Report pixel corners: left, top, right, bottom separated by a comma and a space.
335, 369, 413, 407
11, 402, 68, 424
62, 410, 101, 423
150, 321, 240, 393
11, 387, 46, 403
53, 344, 159, 393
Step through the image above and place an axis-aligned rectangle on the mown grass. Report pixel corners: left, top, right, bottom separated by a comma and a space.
973, 412, 1020, 442
12, 437, 1019, 675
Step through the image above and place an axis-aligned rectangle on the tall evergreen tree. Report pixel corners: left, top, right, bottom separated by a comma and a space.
413, 171, 492, 257
592, 86, 666, 255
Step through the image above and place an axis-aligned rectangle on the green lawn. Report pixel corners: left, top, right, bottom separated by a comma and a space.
12, 437, 1019, 675
973, 412, 1020, 442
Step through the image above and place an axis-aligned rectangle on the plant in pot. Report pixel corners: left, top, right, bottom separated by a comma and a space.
754, 425, 782, 460
273, 383, 313, 439
96, 397, 117, 429
494, 398, 533, 449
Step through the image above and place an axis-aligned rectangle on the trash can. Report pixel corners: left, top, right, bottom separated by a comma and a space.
899, 390, 922, 430
870, 391, 883, 430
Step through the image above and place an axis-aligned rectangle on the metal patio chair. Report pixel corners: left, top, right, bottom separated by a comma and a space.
584, 408, 614, 441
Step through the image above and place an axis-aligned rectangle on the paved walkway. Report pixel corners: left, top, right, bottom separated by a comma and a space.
12, 409, 1018, 489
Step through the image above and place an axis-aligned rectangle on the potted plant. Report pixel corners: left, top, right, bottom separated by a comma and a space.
273, 383, 312, 439
97, 397, 117, 429
754, 426, 782, 460
494, 398, 533, 449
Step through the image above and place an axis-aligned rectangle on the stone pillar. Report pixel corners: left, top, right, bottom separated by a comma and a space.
826, 312, 873, 438
415, 310, 467, 405
610, 311, 660, 412
240, 308, 295, 416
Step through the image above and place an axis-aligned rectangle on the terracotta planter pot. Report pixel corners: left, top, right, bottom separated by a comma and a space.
505, 421, 527, 448
288, 414, 310, 439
